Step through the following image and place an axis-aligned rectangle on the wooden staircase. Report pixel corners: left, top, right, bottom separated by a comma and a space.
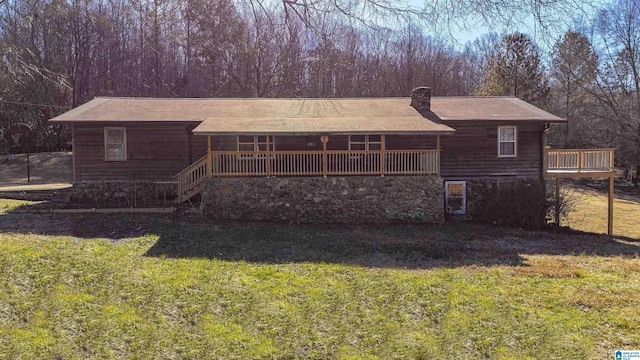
175, 155, 209, 203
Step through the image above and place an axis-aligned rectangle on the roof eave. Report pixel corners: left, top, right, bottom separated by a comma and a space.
48, 119, 204, 125
192, 130, 456, 136
440, 118, 566, 123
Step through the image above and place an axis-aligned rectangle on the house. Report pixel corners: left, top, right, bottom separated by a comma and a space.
49, 87, 614, 225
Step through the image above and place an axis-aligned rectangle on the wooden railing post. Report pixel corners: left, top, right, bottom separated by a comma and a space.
321, 136, 328, 177
610, 149, 614, 171
266, 135, 271, 177
544, 149, 549, 174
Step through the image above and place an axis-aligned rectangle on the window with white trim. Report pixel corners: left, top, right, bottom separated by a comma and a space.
237, 135, 275, 151
498, 126, 517, 157
348, 135, 381, 151
445, 181, 466, 214
104, 127, 127, 161
237, 136, 275, 158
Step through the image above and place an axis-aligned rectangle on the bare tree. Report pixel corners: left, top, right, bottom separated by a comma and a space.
590, 0, 640, 175
274, 0, 603, 41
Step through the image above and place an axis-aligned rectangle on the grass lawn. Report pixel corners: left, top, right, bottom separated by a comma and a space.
0, 151, 72, 185
564, 184, 640, 239
1, 199, 639, 359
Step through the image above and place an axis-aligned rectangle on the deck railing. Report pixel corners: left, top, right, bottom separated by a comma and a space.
176, 149, 439, 202
209, 149, 440, 177
546, 148, 614, 173
175, 154, 208, 202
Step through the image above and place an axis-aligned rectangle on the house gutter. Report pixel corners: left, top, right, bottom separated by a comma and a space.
541, 123, 551, 182
11, 207, 176, 214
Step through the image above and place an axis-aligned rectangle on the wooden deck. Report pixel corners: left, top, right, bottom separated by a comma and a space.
545, 148, 615, 235
545, 149, 615, 178
176, 149, 440, 202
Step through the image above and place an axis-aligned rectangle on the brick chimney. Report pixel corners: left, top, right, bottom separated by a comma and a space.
411, 87, 431, 111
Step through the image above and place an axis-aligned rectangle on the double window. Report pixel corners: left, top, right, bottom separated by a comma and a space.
348, 135, 381, 151
104, 127, 126, 161
498, 126, 517, 157
237, 135, 275, 152
237, 136, 275, 159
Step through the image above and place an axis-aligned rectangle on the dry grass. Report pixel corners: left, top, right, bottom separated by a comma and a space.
564, 185, 640, 239
0, 152, 72, 185
0, 212, 638, 359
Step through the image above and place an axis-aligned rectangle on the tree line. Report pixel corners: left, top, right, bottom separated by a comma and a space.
0, 0, 638, 176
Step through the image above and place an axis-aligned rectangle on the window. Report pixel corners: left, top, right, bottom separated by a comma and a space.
445, 181, 466, 214
498, 126, 517, 157
348, 135, 381, 151
104, 127, 126, 161
237, 136, 275, 158
237, 135, 275, 152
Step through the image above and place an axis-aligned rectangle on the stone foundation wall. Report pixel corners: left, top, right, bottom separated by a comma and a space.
202, 176, 444, 223
71, 181, 177, 207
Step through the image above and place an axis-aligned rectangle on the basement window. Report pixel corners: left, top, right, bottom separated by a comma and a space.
104, 127, 127, 161
445, 181, 466, 214
498, 126, 517, 157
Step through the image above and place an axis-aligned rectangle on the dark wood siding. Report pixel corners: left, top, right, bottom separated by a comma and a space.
440, 123, 545, 179
386, 135, 437, 150
75, 121, 543, 182
210, 134, 441, 152
74, 123, 207, 182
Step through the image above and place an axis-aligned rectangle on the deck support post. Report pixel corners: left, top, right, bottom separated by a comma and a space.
555, 177, 560, 227
608, 175, 614, 235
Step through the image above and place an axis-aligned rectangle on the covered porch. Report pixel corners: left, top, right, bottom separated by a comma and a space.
176, 133, 447, 202
174, 95, 454, 202
206, 134, 441, 177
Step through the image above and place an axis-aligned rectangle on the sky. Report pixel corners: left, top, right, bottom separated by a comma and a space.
407, 0, 615, 50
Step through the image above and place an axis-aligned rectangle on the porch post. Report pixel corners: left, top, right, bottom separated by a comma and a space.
321, 135, 328, 177
207, 136, 212, 176
266, 135, 271, 177
380, 135, 386, 177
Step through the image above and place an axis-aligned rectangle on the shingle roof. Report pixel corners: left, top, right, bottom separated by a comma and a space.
49, 96, 564, 135
430, 97, 565, 122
